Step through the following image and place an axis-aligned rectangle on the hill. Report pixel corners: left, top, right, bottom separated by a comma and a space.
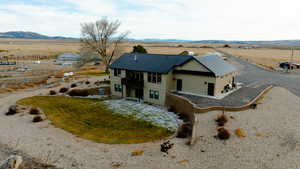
0, 31, 76, 40
1, 31, 300, 46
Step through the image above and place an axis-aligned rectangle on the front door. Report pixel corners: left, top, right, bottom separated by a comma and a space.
135, 88, 144, 100
207, 83, 215, 96
177, 79, 182, 91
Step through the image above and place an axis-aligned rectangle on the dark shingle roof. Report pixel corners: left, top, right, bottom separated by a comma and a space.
109, 53, 193, 73
193, 54, 236, 76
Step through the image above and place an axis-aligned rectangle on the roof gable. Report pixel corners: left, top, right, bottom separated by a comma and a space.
109, 53, 193, 73
193, 54, 236, 76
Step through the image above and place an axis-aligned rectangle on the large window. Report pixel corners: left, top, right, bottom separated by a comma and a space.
127, 70, 143, 81
149, 90, 159, 100
114, 84, 122, 92
147, 72, 161, 83
114, 69, 121, 77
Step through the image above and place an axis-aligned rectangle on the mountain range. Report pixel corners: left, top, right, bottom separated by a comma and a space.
0, 31, 76, 40
1, 31, 300, 46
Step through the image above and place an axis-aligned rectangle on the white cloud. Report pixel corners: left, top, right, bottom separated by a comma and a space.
0, 0, 299, 40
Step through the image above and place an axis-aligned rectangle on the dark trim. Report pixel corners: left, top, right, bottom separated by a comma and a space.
173, 70, 215, 77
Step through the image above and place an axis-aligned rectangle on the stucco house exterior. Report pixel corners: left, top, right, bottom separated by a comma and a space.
109, 53, 237, 105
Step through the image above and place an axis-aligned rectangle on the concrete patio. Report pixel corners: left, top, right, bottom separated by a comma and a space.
172, 84, 271, 108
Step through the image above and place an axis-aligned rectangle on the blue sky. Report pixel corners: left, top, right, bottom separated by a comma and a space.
0, 0, 300, 40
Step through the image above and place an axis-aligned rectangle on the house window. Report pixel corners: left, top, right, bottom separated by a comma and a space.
149, 90, 159, 100
114, 69, 121, 77
147, 73, 162, 83
127, 70, 144, 81
114, 84, 122, 92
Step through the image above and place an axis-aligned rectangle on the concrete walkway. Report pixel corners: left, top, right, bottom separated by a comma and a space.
174, 84, 270, 108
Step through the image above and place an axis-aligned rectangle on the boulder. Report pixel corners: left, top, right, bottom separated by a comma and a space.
0, 155, 23, 169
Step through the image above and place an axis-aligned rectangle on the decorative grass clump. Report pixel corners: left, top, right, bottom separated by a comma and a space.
59, 87, 69, 93
215, 114, 228, 127
17, 96, 172, 144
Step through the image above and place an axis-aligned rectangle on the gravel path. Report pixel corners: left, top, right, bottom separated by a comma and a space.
0, 86, 300, 169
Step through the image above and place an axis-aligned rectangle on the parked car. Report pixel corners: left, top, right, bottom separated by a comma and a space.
279, 62, 300, 70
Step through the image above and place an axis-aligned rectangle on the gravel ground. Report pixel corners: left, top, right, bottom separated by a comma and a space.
0, 87, 300, 169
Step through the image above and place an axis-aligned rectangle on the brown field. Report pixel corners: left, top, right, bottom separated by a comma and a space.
0, 38, 215, 59
0, 38, 215, 93
220, 48, 300, 69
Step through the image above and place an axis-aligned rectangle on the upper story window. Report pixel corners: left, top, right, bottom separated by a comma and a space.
114, 69, 121, 77
126, 70, 144, 81
147, 72, 161, 83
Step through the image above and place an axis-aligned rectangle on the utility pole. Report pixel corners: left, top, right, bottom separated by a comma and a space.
291, 48, 294, 63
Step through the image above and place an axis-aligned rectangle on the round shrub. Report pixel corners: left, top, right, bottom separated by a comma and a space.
217, 128, 230, 140
29, 107, 40, 115
59, 87, 69, 93
70, 83, 77, 88
176, 123, 192, 138
68, 89, 89, 97
49, 90, 56, 95
5, 105, 18, 116
32, 115, 43, 123
215, 114, 228, 127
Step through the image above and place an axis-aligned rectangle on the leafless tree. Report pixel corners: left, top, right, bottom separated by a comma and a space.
80, 18, 129, 72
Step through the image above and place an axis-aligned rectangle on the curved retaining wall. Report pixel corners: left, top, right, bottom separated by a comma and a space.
166, 86, 273, 114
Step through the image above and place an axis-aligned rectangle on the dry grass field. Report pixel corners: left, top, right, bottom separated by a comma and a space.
220, 48, 300, 69
0, 38, 81, 59
0, 38, 214, 59
0, 38, 214, 93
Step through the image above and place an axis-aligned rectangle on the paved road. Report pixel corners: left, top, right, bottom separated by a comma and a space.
216, 49, 300, 97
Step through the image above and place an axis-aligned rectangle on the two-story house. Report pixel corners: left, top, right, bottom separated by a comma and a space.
109, 53, 236, 105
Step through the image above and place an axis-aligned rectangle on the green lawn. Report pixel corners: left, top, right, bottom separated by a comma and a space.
17, 96, 172, 144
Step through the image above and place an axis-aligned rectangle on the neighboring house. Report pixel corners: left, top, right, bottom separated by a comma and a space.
109, 53, 237, 105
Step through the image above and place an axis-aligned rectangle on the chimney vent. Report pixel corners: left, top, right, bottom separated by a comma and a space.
134, 54, 137, 62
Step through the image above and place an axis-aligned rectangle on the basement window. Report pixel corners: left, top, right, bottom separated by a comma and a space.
114, 84, 122, 92
149, 90, 159, 100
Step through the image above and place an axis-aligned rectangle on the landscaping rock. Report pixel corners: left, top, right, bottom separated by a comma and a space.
0, 155, 23, 169
161, 141, 174, 154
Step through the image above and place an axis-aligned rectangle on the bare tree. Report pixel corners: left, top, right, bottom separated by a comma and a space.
80, 18, 129, 72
